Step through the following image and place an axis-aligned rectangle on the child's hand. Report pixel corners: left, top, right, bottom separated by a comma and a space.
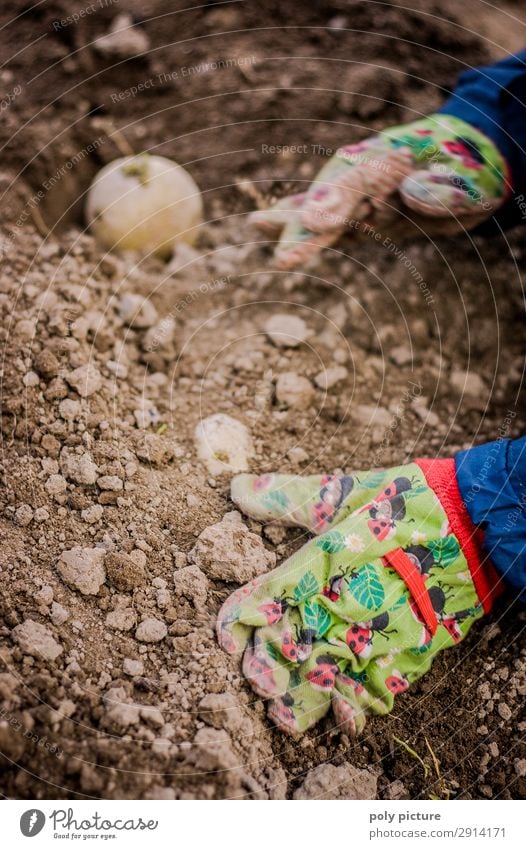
217, 460, 500, 735
251, 115, 509, 269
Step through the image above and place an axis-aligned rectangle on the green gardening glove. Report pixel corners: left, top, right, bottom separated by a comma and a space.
251, 114, 509, 269
217, 459, 501, 735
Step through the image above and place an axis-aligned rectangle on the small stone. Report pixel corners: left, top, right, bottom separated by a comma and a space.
34, 507, 50, 523
140, 706, 165, 728
133, 400, 160, 429
450, 369, 486, 397
156, 589, 170, 609
123, 658, 144, 676
45, 474, 67, 497
198, 693, 251, 734
106, 360, 128, 379
135, 618, 167, 643
514, 759, 526, 777
293, 763, 377, 800
34, 349, 59, 379
264, 314, 309, 348
190, 513, 275, 582
478, 682, 492, 700
58, 546, 106, 595
314, 365, 348, 390
143, 318, 176, 352
118, 293, 158, 329
389, 345, 412, 366
15, 318, 36, 339
23, 371, 40, 387
353, 404, 392, 428
15, 504, 33, 526
263, 522, 287, 545
50, 602, 69, 626
81, 504, 104, 524
173, 564, 209, 610
66, 364, 102, 397
97, 475, 123, 491
35, 585, 54, 606
60, 449, 98, 485
59, 399, 82, 421
105, 551, 147, 591
94, 13, 150, 60
103, 686, 140, 730
12, 619, 62, 661
287, 446, 309, 464
384, 779, 408, 800
275, 373, 314, 410
497, 702, 512, 721
105, 608, 136, 631
195, 413, 253, 475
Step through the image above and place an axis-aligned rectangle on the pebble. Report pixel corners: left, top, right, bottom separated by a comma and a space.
353, 404, 392, 428
34, 507, 50, 523
35, 585, 54, 606
389, 345, 412, 366
190, 512, 275, 583
103, 686, 140, 730
66, 363, 102, 397
173, 564, 209, 611
450, 369, 486, 397
143, 318, 176, 351
45, 474, 67, 497
23, 371, 40, 387
81, 504, 104, 524
105, 608, 136, 631
287, 446, 309, 464
97, 475, 123, 491
106, 360, 128, 379
12, 619, 62, 661
140, 706, 165, 728
497, 702, 512, 721
133, 399, 160, 429
105, 551, 147, 591
34, 349, 59, 379
123, 658, 144, 677
293, 763, 377, 800
58, 546, 106, 595
50, 602, 69, 626
94, 13, 150, 60
135, 618, 167, 643
15, 504, 33, 526
275, 372, 314, 410
314, 365, 348, 390
118, 293, 158, 329
264, 313, 309, 348
198, 693, 250, 734
194, 413, 253, 475
59, 399, 82, 421
60, 449, 98, 485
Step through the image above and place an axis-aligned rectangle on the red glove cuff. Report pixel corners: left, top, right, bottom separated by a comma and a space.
416, 458, 503, 613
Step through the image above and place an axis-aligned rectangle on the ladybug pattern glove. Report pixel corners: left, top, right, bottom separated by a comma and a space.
250, 114, 509, 269
217, 460, 500, 735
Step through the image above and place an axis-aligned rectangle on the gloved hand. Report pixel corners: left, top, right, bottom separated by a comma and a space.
251, 114, 509, 269
217, 459, 500, 735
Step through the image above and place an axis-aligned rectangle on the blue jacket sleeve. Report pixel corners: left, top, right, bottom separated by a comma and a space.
455, 436, 526, 601
437, 52, 526, 232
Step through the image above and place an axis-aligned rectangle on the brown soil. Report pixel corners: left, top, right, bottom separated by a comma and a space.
0, 0, 525, 800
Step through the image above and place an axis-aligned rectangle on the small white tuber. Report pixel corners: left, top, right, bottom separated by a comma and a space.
86, 154, 203, 258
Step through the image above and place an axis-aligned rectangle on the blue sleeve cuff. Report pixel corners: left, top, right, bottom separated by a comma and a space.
437, 52, 526, 232
455, 436, 526, 601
